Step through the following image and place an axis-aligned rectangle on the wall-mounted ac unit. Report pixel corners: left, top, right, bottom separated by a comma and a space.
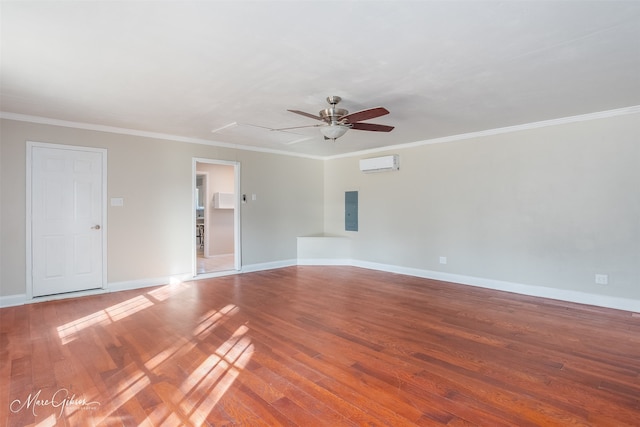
359, 155, 399, 173
214, 192, 235, 209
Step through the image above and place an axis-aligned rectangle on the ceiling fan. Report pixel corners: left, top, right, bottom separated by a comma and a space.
275, 96, 394, 141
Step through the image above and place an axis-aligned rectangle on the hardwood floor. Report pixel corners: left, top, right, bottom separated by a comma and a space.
2, 266, 639, 426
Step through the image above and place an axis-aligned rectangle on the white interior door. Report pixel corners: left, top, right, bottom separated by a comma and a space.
30, 144, 105, 297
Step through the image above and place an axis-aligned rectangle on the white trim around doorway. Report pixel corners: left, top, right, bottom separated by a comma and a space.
192, 158, 241, 277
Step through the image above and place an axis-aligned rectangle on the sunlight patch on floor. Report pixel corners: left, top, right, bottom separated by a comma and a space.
58, 293, 253, 425
35, 414, 57, 427
56, 284, 191, 345
177, 324, 254, 423
53, 279, 255, 425
56, 310, 110, 344
56, 295, 154, 344
111, 371, 151, 410
147, 282, 190, 302
193, 304, 238, 338
106, 295, 154, 321
145, 338, 196, 372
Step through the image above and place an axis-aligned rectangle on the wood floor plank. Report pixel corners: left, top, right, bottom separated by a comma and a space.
2, 266, 640, 426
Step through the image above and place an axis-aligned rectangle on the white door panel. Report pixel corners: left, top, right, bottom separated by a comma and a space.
31, 145, 105, 297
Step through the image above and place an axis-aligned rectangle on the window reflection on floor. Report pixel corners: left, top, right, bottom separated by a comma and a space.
55, 292, 252, 426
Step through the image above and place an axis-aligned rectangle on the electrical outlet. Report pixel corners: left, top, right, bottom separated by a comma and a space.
595, 274, 608, 285
439, 256, 447, 265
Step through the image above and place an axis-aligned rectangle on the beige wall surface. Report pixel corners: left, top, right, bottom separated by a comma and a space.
2, 113, 638, 305
324, 113, 640, 300
239, 149, 325, 264
0, 119, 324, 298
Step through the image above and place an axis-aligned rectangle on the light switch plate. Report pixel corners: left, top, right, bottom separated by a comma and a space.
595, 274, 608, 285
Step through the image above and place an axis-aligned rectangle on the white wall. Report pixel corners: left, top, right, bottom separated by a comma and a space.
0, 119, 324, 300
324, 112, 640, 307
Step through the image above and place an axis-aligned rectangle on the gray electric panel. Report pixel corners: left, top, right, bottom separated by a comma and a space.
345, 191, 358, 231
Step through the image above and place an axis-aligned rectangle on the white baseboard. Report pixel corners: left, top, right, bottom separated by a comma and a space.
3, 260, 637, 313
0, 288, 109, 308
0, 274, 193, 307
349, 259, 640, 313
0, 293, 27, 308
297, 258, 352, 266
0, 261, 293, 308
108, 273, 193, 293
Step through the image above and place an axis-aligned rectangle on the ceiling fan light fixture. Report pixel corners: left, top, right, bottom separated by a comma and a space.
320, 124, 349, 140
283, 96, 393, 141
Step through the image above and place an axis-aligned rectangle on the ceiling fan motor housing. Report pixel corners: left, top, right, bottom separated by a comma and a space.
320, 107, 349, 124
320, 95, 349, 125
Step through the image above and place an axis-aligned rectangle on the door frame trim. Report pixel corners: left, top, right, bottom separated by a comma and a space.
26, 141, 108, 300
192, 157, 241, 276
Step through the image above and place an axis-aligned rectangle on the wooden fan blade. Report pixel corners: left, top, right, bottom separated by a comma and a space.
340, 107, 389, 124
287, 109, 322, 121
350, 122, 394, 132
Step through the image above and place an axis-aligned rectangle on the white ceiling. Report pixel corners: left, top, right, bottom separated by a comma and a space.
2, 1, 640, 158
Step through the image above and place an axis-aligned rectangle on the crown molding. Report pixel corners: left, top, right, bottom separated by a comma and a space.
325, 104, 640, 160
2, 105, 638, 161
0, 112, 324, 160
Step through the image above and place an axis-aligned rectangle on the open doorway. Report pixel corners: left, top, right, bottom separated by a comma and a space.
193, 159, 240, 275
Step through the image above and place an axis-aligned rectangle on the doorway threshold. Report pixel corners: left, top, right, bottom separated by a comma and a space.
193, 270, 240, 280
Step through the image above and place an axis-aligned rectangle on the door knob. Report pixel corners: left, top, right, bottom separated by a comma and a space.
92, 225, 101, 230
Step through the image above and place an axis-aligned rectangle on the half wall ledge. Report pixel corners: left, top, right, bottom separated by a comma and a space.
297, 234, 352, 265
